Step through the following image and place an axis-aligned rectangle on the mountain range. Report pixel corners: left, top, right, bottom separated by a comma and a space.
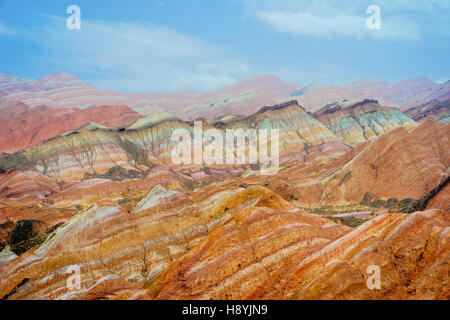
0, 72, 448, 154
0, 72, 448, 300
1, 72, 448, 118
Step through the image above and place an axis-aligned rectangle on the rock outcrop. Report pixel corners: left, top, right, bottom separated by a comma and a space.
0, 101, 349, 186
151, 209, 449, 300
312, 99, 418, 147
404, 99, 450, 124
1, 183, 447, 300
246, 121, 449, 207
254, 209, 450, 300
151, 206, 351, 300
0, 185, 307, 300
0, 76, 448, 300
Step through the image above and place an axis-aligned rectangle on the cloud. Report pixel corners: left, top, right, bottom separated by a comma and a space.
32, 17, 251, 93
240, 0, 449, 41
433, 78, 449, 84
255, 10, 420, 41
0, 21, 17, 36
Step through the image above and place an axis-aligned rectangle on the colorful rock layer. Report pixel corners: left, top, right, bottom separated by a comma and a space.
0, 93, 448, 300
405, 99, 450, 124
312, 99, 418, 147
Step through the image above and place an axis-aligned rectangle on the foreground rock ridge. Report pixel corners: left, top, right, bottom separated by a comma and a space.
0, 79, 449, 300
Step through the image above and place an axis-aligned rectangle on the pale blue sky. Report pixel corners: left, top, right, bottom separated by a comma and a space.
0, 0, 449, 92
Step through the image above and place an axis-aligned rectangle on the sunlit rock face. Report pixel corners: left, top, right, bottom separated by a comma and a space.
217, 100, 350, 164
0, 101, 447, 212
151, 209, 449, 300
312, 99, 418, 147
404, 99, 450, 124
2, 184, 447, 300
259, 209, 450, 300
0, 185, 303, 300
151, 206, 352, 300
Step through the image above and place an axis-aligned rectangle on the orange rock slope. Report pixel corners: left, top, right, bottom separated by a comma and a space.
0, 183, 448, 300
0, 185, 308, 299
152, 208, 449, 300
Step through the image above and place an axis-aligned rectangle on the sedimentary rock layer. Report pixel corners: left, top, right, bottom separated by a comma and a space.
292, 78, 450, 112
404, 99, 450, 124
0, 102, 142, 153
254, 209, 450, 300
2, 176, 447, 301
151, 209, 449, 300
1, 101, 349, 185
245, 120, 449, 206
312, 99, 418, 147
0, 185, 304, 300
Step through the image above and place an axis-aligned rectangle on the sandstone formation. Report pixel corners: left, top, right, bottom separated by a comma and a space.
0, 185, 305, 299
0, 78, 448, 301
0, 102, 142, 153
312, 99, 418, 146
151, 209, 449, 300
0, 100, 349, 187
244, 120, 449, 208
1, 182, 447, 300
151, 206, 351, 300
404, 99, 450, 124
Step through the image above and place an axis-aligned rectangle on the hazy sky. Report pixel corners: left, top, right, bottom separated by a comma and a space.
0, 0, 449, 92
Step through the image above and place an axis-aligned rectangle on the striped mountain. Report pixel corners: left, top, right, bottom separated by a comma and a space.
404, 99, 450, 124
312, 99, 418, 147
0, 101, 350, 202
